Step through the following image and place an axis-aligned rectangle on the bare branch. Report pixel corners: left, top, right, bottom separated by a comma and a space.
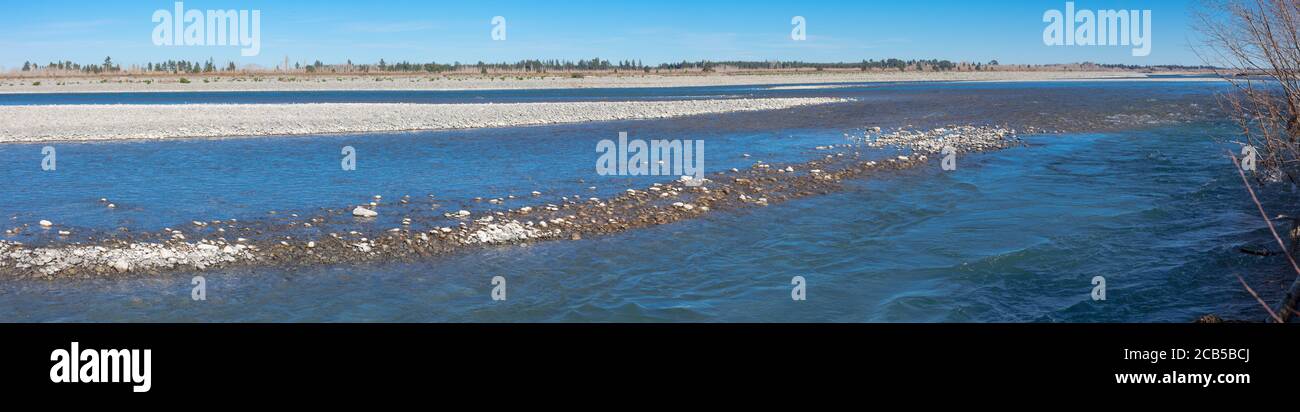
1237, 274, 1284, 322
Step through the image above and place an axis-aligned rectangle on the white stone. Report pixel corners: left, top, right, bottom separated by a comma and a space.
352, 207, 378, 218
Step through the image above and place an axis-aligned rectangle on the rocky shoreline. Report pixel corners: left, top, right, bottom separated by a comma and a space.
0, 98, 847, 143
0, 125, 1024, 278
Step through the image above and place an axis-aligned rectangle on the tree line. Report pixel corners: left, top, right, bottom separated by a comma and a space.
16, 56, 1218, 75
21, 57, 238, 74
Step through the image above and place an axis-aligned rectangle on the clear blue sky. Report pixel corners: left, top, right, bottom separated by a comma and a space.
0, 0, 1207, 70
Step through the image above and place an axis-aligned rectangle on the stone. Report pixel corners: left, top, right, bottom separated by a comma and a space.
352, 207, 378, 218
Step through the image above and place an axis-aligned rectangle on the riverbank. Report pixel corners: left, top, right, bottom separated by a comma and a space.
0, 70, 1179, 94
0, 98, 847, 143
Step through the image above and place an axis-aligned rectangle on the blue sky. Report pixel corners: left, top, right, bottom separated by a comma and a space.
0, 0, 1208, 70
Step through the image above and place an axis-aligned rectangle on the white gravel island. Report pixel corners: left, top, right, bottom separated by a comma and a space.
0, 97, 848, 143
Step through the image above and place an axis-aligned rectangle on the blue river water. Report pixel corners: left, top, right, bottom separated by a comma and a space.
0, 80, 1291, 322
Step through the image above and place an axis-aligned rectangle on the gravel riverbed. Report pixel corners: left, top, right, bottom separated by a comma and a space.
0, 98, 848, 143
0, 125, 1022, 278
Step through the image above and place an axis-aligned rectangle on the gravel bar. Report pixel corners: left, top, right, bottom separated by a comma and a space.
0, 98, 848, 143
